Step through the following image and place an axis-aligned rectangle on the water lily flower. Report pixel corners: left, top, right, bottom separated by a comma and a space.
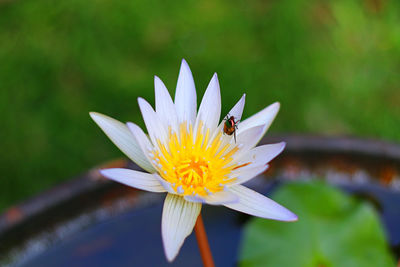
90, 59, 297, 262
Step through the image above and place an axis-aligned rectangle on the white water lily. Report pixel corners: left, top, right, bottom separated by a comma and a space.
90, 59, 297, 262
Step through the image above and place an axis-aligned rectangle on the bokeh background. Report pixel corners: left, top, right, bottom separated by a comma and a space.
0, 0, 399, 211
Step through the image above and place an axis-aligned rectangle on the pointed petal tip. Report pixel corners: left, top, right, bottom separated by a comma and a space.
271, 102, 280, 112
238, 94, 246, 105
164, 240, 181, 262
210, 73, 219, 85
98, 168, 108, 176
89, 111, 101, 120
262, 102, 280, 118
98, 168, 116, 178
178, 59, 194, 79
209, 73, 220, 91
274, 142, 286, 156
98, 168, 116, 182
154, 75, 165, 85
274, 206, 298, 222
180, 58, 190, 70
89, 112, 118, 125
165, 252, 176, 262
163, 239, 177, 262
225, 185, 299, 222
175, 58, 197, 123
291, 214, 299, 222
278, 141, 286, 150
89, 111, 115, 126
178, 59, 193, 79
98, 168, 123, 181
283, 211, 298, 222
240, 94, 246, 105
137, 97, 153, 112
154, 76, 168, 94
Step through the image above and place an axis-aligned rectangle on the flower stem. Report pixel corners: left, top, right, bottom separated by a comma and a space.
194, 213, 215, 267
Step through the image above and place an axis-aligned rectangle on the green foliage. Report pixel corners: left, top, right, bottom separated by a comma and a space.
1, 0, 400, 209
239, 181, 396, 267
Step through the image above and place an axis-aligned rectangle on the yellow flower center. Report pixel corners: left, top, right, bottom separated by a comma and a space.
151, 122, 243, 196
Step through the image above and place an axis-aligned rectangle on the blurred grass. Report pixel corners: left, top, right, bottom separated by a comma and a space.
0, 0, 399, 211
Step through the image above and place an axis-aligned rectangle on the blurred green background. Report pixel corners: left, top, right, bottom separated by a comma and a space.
0, 0, 399, 211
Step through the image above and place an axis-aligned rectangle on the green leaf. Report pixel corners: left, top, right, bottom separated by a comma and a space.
239, 181, 396, 267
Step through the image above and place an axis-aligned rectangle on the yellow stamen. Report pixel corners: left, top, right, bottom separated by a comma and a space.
151, 122, 251, 196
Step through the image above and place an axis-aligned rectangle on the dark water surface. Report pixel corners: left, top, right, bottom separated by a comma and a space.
18, 195, 243, 267
16, 181, 400, 267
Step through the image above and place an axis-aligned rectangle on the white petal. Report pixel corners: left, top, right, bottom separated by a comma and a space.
228, 143, 285, 185
195, 73, 221, 133
100, 168, 165, 192
233, 125, 265, 159
238, 102, 280, 140
90, 112, 155, 173
153, 174, 176, 193
184, 190, 239, 205
226, 94, 246, 122
205, 190, 239, 205
228, 164, 269, 186
154, 76, 178, 131
162, 194, 201, 262
224, 185, 298, 221
138, 97, 168, 145
174, 59, 197, 125
183, 195, 204, 203
235, 142, 286, 165
126, 122, 156, 168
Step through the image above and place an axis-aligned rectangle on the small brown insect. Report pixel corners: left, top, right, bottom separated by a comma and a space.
223, 115, 239, 143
